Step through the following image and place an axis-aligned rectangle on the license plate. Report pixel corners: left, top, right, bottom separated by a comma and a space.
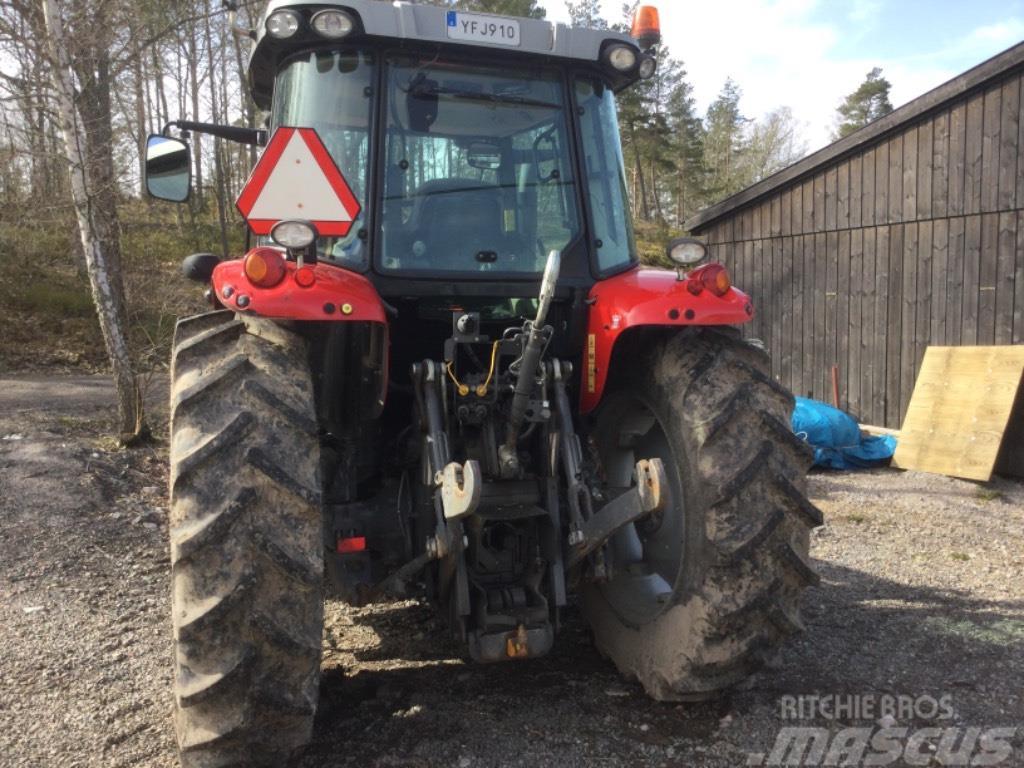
446, 11, 521, 47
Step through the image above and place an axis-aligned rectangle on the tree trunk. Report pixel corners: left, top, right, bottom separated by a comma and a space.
42, 0, 143, 445
205, 1, 230, 259
132, 24, 147, 198
230, 8, 258, 169
153, 46, 170, 128
650, 155, 664, 222
187, 24, 204, 210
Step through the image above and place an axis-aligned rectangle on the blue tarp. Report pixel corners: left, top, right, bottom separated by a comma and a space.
791, 397, 897, 470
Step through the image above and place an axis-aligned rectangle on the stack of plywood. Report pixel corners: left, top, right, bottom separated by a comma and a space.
893, 346, 1024, 482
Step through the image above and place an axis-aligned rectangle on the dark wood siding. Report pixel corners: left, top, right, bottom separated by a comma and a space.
697, 70, 1024, 427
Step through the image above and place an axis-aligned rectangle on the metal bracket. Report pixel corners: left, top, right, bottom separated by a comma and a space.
567, 458, 668, 569
439, 460, 482, 520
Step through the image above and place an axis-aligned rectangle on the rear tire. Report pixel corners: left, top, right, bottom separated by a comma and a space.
583, 328, 821, 701
169, 311, 323, 767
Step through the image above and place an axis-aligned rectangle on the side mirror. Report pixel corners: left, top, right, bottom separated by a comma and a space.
145, 135, 191, 202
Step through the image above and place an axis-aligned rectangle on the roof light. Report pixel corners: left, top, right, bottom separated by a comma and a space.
606, 45, 638, 73
271, 219, 317, 250
266, 9, 301, 39
311, 9, 355, 38
632, 5, 661, 50
243, 247, 287, 288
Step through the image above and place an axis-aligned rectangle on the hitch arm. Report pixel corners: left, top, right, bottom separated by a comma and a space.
567, 459, 668, 569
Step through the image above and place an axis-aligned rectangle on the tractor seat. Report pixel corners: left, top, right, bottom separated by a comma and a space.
408, 179, 507, 266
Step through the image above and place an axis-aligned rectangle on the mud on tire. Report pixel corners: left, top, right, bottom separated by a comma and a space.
583, 328, 821, 701
169, 311, 323, 767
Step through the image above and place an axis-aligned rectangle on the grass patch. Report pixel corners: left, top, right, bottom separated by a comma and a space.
839, 513, 868, 524
10, 282, 95, 317
55, 414, 111, 435
976, 488, 1002, 502
1, 206, 218, 374
950, 552, 971, 562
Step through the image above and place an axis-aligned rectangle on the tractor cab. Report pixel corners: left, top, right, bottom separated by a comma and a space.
151, 0, 660, 291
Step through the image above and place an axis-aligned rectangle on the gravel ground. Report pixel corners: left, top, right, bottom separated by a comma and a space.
1, 374, 1022, 768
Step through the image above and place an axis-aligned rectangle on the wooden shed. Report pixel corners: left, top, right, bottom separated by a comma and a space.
685, 42, 1024, 428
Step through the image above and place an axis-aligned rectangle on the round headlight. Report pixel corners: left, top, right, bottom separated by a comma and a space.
266, 9, 301, 39
607, 45, 638, 73
638, 56, 657, 80
311, 10, 355, 38
271, 220, 318, 250
667, 237, 707, 266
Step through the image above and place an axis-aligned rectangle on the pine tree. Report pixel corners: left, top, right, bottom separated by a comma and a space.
702, 78, 748, 200
834, 67, 893, 139
663, 60, 706, 225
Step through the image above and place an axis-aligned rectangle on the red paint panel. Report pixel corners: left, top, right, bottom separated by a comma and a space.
212, 257, 388, 324
580, 266, 753, 413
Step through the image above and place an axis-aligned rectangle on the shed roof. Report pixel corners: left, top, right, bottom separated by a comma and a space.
685, 40, 1024, 233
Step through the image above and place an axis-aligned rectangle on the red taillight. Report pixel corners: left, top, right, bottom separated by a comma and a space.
294, 266, 316, 288
243, 247, 286, 288
337, 536, 366, 554
690, 264, 732, 297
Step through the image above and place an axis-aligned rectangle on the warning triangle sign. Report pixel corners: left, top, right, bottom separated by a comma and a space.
236, 127, 361, 237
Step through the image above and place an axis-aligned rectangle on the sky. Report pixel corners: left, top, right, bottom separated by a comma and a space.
541, 0, 1024, 150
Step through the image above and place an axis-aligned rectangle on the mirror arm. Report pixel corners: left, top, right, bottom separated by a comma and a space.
162, 120, 266, 147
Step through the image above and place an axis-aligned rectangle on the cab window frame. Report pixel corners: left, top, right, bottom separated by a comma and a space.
267, 45, 641, 283
269, 45, 382, 273
370, 49, 591, 281
568, 70, 640, 279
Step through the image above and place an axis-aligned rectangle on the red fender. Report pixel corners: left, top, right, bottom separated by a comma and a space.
212, 257, 390, 411
212, 258, 387, 324
580, 265, 754, 414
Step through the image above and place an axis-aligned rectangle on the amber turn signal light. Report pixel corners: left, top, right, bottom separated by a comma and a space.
243, 247, 286, 288
691, 263, 732, 297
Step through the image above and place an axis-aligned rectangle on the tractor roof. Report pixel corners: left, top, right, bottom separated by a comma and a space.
249, 0, 638, 109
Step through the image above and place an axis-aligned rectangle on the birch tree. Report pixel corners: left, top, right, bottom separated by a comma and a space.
41, 0, 143, 443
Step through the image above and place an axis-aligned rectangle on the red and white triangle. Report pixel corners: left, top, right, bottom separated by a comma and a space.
236, 127, 361, 237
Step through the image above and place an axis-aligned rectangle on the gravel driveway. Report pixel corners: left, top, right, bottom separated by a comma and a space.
1, 374, 1022, 767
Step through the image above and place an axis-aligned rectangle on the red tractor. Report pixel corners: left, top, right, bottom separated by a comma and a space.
146, 2, 820, 765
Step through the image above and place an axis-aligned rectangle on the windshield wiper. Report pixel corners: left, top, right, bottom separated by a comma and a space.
411, 84, 561, 110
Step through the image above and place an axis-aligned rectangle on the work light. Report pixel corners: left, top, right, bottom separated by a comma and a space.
271, 220, 318, 250
266, 9, 301, 39
667, 237, 707, 266
606, 45, 638, 73
312, 10, 355, 38
639, 56, 657, 80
